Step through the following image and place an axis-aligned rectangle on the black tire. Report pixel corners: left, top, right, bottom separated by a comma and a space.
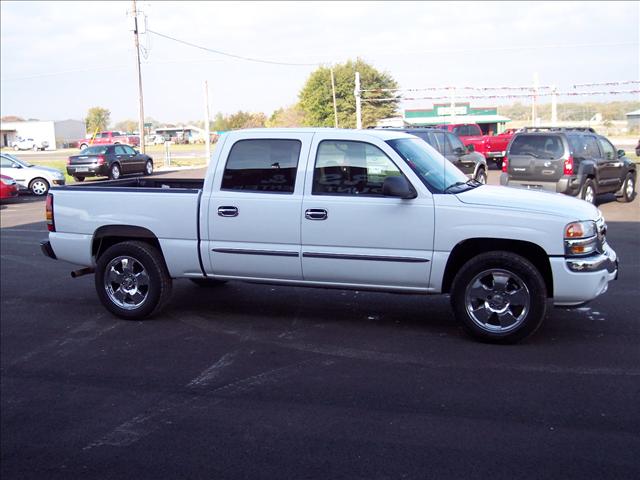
72, 176, 85, 183
580, 178, 596, 204
475, 167, 487, 184
144, 160, 153, 176
450, 251, 547, 344
95, 241, 172, 320
495, 159, 503, 169
109, 163, 121, 180
29, 177, 49, 196
189, 278, 227, 287
616, 172, 636, 203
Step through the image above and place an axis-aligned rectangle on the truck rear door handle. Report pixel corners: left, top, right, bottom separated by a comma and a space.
218, 206, 238, 217
305, 209, 327, 220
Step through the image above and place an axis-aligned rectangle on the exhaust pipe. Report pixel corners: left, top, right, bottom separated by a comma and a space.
71, 267, 95, 278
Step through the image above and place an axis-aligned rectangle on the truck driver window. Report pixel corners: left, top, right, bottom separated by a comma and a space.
221, 139, 301, 193
312, 140, 403, 196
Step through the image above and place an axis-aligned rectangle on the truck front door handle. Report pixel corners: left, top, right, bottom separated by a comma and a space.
305, 209, 328, 221
218, 206, 238, 217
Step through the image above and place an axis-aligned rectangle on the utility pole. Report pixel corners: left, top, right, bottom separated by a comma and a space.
550, 85, 558, 126
330, 67, 339, 128
531, 72, 539, 127
449, 87, 456, 124
131, 0, 146, 153
204, 80, 211, 165
354, 72, 362, 129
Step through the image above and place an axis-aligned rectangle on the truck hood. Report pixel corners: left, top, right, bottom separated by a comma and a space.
455, 185, 600, 221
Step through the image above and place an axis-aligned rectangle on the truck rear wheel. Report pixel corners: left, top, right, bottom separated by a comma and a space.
95, 241, 172, 320
450, 251, 547, 344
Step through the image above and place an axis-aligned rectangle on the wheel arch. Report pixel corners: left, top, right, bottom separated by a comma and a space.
441, 238, 553, 297
92, 225, 163, 262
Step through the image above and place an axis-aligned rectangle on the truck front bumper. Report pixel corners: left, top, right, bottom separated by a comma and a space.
551, 243, 618, 306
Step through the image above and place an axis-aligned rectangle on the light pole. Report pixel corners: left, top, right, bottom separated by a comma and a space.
131, 0, 146, 153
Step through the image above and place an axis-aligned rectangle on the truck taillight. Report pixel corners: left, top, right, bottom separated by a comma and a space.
502, 156, 508, 172
97, 155, 106, 165
45, 194, 55, 232
563, 156, 574, 176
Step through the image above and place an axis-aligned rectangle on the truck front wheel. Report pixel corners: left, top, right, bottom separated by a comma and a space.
450, 251, 547, 344
95, 241, 172, 320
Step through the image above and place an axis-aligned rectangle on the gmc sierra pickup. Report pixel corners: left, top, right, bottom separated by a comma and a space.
41, 128, 618, 343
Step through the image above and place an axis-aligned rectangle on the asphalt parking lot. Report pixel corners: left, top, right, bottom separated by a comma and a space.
1, 171, 639, 479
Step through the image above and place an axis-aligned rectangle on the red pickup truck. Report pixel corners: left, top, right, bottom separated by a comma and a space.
436, 124, 517, 167
76, 131, 140, 150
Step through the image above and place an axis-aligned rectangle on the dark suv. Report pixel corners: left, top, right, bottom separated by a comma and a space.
500, 127, 636, 204
374, 127, 488, 183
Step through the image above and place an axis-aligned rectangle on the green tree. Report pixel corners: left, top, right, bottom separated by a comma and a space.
212, 113, 230, 132
114, 119, 138, 133
85, 107, 110, 133
298, 59, 400, 128
266, 104, 306, 127
226, 111, 267, 130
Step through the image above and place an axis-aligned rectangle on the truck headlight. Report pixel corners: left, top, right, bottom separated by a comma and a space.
564, 220, 599, 256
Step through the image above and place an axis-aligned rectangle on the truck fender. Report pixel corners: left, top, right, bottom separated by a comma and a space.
92, 225, 162, 261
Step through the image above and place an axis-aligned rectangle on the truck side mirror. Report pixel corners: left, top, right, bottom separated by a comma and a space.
382, 176, 417, 199
617, 149, 625, 159
465, 144, 475, 153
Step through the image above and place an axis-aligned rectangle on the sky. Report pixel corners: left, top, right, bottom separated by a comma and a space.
1, 1, 638, 125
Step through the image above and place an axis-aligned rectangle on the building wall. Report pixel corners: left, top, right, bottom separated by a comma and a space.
627, 116, 640, 129
0, 121, 56, 150
54, 120, 86, 148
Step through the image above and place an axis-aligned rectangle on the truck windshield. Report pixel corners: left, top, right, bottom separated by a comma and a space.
386, 138, 470, 193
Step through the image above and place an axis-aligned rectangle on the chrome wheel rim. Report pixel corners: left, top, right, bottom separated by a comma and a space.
112, 165, 120, 179
146, 161, 153, 174
626, 178, 634, 198
477, 172, 486, 184
584, 185, 595, 204
104, 256, 150, 310
31, 180, 48, 195
465, 268, 530, 333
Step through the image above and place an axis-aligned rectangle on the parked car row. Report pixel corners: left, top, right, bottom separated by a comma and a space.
0, 142, 154, 196
378, 124, 636, 206
374, 126, 488, 183
0, 153, 66, 196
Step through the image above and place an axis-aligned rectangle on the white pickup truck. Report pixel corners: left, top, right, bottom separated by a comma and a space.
41, 128, 618, 343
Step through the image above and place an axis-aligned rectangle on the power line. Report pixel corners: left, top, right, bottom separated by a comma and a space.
361, 89, 640, 103
146, 29, 320, 67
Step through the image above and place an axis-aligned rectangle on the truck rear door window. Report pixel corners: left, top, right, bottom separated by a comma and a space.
221, 139, 301, 193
